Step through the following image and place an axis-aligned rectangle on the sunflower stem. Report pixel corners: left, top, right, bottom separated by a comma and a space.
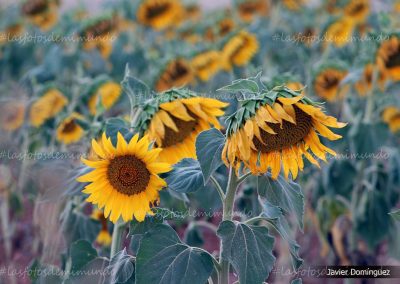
219, 166, 238, 284
110, 219, 126, 259
210, 175, 225, 201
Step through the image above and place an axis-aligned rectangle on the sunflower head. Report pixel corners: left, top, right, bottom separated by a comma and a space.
0, 24, 24, 45
282, 0, 307, 11
324, 17, 355, 48
382, 106, 400, 133
344, 0, 370, 24
29, 88, 68, 127
376, 35, 400, 83
155, 59, 194, 92
88, 80, 122, 115
90, 208, 112, 246
354, 63, 375, 96
56, 113, 85, 145
137, 0, 183, 30
221, 30, 259, 71
21, 0, 59, 30
313, 66, 348, 101
78, 132, 171, 223
0, 101, 25, 132
222, 85, 346, 179
136, 89, 228, 164
191, 50, 221, 82
237, 0, 269, 22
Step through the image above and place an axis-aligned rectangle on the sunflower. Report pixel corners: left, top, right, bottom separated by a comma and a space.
354, 64, 374, 96
137, 90, 228, 164
91, 209, 112, 246
282, 0, 307, 11
344, 0, 370, 24
222, 86, 346, 179
324, 17, 355, 48
21, 0, 59, 31
0, 101, 25, 131
29, 89, 68, 127
382, 106, 400, 133
191, 51, 221, 82
88, 82, 122, 115
155, 59, 194, 92
136, 0, 183, 30
56, 113, 85, 145
314, 68, 348, 101
78, 132, 171, 222
237, 0, 269, 22
221, 31, 259, 71
0, 24, 24, 45
219, 18, 235, 37
376, 36, 400, 83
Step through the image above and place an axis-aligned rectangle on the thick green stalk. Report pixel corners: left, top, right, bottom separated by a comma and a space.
219, 167, 238, 284
110, 219, 126, 258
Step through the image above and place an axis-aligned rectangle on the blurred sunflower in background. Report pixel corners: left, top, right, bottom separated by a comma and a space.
221, 30, 259, 71
191, 50, 221, 82
382, 106, 400, 133
376, 35, 400, 83
236, 0, 269, 22
56, 113, 85, 145
0, 101, 25, 132
78, 133, 171, 222
324, 17, 354, 48
29, 89, 68, 127
222, 86, 346, 179
314, 67, 348, 101
21, 0, 59, 31
344, 0, 370, 24
354, 63, 374, 96
0, 23, 24, 46
91, 209, 112, 246
88, 81, 122, 115
155, 59, 194, 92
137, 0, 183, 30
137, 89, 228, 164
282, 0, 307, 11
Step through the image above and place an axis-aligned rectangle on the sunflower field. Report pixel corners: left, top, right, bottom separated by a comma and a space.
0, 0, 400, 283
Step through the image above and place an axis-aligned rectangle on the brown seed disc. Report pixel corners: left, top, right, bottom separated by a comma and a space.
107, 155, 150, 196
253, 105, 313, 153
159, 109, 197, 148
22, 0, 48, 15
386, 48, 400, 69
146, 3, 170, 19
61, 120, 78, 134
321, 74, 339, 90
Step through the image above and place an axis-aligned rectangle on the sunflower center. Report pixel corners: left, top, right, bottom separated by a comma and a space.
386, 47, 400, 69
239, 2, 258, 14
253, 105, 313, 153
322, 75, 339, 89
85, 20, 114, 37
146, 3, 170, 19
159, 110, 197, 148
22, 0, 48, 15
169, 61, 190, 81
62, 120, 78, 134
107, 155, 150, 196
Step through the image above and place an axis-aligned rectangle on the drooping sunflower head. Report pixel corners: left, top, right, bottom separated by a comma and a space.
0, 101, 25, 132
87, 80, 122, 115
136, 0, 183, 30
313, 66, 348, 101
221, 30, 259, 71
191, 50, 221, 82
354, 63, 374, 96
222, 85, 346, 179
344, 0, 370, 24
236, 0, 269, 22
78, 132, 171, 223
376, 35, 400, 83
29, 88, 68, 127
137, 89, 229, 164
21, 0, 59, 30
382, 106, 400, 133
56, 113, 85, 145
155, 59, 194, 92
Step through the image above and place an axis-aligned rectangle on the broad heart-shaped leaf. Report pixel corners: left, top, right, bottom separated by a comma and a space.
121, 65, 151, 101
69, 240, 98, 273
389, 209, 400, 222
260, 199, 303, 270
105, 118, 131, 145
136, 224, 214, 284
217, 221, 276, 284
195, 128, 225, 184
165, 159, 205, 193
107, 249, 135, 284
257, 173, 304, 230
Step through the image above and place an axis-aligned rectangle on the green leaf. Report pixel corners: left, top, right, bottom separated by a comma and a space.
389, 209, 400, 222
121, 64, 151, 101
217, 221, 276, 284
195, 128, 225, 184
105, 118, 131, 145
316, 196, 348, 237
257, 173, 304, 230
217, 78, 259, 93
69, 240, 98, 273
136, 224, 214, 284
107, 249, 135, 284
165, 159, 206, 193
291, 278, 302, 284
